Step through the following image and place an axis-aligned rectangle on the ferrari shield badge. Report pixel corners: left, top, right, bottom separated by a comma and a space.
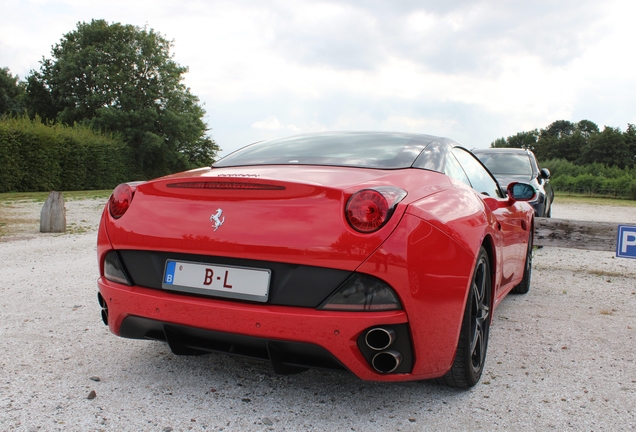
210, 208, 225, 231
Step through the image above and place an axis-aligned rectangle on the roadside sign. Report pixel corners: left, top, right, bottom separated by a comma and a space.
616, 225, 636, 259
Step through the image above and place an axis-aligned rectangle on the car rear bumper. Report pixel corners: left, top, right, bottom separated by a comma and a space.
97, 277, 433, 382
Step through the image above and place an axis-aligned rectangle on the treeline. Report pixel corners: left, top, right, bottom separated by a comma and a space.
0, 19, 219, 185
492, 119, 636, 199
492, 120, 636, 168
541, 158, 636, 199
0, 116, 137, 193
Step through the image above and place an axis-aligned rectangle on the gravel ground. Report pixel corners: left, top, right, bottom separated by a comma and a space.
0, 198, 635, 431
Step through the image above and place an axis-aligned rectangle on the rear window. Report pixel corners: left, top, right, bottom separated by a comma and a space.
476, 153, 532, 177
214, 132, 434, 169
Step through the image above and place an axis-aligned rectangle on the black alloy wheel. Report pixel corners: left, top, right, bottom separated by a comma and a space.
438, 247, 491, 388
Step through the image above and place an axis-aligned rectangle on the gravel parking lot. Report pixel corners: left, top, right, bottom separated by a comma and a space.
0, 198, 635, 431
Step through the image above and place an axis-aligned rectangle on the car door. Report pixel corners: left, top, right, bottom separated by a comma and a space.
450, 148, 528, 294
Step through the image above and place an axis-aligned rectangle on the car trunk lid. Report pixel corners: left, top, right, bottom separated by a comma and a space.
105, 166, 449, 270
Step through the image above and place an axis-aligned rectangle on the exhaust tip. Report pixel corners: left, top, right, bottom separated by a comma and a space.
372, 350, 403, 374
365, 327, 396, 351
97, 292, 108, 326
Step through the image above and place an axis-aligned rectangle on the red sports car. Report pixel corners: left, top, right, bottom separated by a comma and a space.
97, 132, 535, 387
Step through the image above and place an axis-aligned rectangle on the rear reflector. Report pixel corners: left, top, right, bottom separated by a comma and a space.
319, 274, 402, 311
103, 251, 132, 285
167, 182, 285, 190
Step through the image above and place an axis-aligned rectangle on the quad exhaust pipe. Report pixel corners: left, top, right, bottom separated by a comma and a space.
364, 327, 403, 373
365, 327, 396, 351
98, 292, 108, 326
371, 350, 403, 373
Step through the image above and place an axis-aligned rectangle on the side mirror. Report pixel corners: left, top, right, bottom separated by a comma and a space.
540, 168, 551, 179
483, 182, 537, 212
507, 182, 536, 201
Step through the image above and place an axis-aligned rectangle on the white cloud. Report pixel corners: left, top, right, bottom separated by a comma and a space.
251, 116, 301, 132
1, 0, 635, 155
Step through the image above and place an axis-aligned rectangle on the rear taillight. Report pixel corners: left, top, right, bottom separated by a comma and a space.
345, 187, 406, 233
109, 183, 135, 219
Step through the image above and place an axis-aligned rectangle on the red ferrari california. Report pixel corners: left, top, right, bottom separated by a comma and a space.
97, 132, 535, 387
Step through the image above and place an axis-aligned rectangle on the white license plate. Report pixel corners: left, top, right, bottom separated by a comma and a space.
162, 260, 271, 302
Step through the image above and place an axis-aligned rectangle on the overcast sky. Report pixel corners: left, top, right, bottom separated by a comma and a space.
1, 0, 634, 156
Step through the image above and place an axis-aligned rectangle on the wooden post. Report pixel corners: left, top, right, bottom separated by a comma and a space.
40, 191, 66, 233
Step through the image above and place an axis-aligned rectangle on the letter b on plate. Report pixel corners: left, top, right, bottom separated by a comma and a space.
204, 268, 214, 285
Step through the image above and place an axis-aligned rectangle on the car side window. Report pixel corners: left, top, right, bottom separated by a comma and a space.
444, 151, 471, 187
452, 148, 503, 198
530, 153, 544, 182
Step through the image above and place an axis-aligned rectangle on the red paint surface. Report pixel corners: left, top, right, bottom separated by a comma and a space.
97, 164, 533, 381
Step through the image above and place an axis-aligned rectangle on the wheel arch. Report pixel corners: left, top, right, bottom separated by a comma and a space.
480, 233, 497, 316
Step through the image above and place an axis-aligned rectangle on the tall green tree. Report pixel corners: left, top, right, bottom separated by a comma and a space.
534, 120, 575, 161
576, 119, 600, 137
624, 124, 636, 166
489, 130, 538, 149
579, 126, 632, 168
532, 120, 598, 162
0, 67, 25, 116
25, 19, 219, 178
490, 137, 507, 148
508, 130, 539, 149
541, 120, 575, 139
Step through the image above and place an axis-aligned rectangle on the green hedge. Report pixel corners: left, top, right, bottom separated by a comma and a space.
543, 158, 636, 199
0, 117, 140, 193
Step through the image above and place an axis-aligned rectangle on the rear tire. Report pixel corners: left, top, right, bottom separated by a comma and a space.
511, 231, 533, 294
437, 247, 491, 388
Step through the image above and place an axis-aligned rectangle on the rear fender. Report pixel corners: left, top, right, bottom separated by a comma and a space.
355, 213, 475, 377
406, 187, 491, 256
97, 206, 114, 276
480, 235, 498, 317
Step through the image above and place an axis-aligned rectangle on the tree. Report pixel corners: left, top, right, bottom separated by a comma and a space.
542, 120, 575, 139
579, 126, 632, 168
0, 67, 25, 116
576, 119, 599, 138
624, 124, 636, 167
25, 19, 219, 178
490, 137, 507, 148
533, 120, 598, 162
490, 130, 539, 150
508, 130, 539, 150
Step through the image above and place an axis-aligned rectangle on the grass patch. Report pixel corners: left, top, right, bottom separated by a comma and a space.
0, 190, 112, 204
554, 193, 636, 207
0, 215, 39, 237
66, 224, 89, 235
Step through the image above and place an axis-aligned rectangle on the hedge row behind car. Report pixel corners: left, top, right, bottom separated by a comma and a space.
0, 116, 137, 193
